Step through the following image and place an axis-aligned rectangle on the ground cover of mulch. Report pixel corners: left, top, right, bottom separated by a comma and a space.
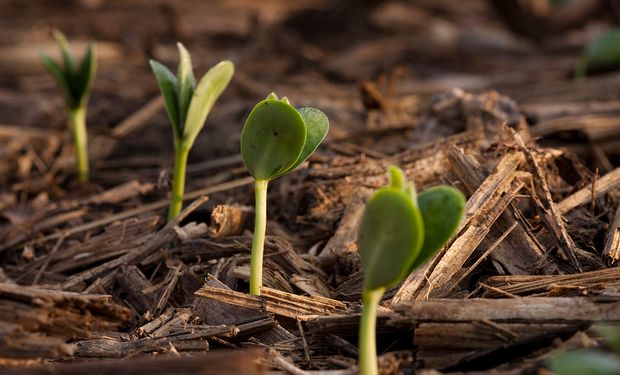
1, 1, 620, 374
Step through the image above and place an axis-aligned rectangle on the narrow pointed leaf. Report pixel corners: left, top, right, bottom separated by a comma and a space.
176, 43, 195, 130
410, 186, 465, 270
241, 99, 306, 180
40, 53, 75, 107
280, 107, 329, 175
76, 43, 96, 107
182, 60, 234, 149
149, 59, 180, 137
359, 188, 424, 291
53, 30, 76, 78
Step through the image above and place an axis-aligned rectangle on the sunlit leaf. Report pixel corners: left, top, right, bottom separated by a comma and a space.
388, 165, 406, 190
182, 60, 234, 150
176, 42, 195, 131
409, 186, 465, 270
280, 107, 329, 175
241, 98, 306, 180
359, 188, 424, 291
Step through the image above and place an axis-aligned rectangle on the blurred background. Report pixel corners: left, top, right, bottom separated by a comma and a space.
2, 0, 620, 185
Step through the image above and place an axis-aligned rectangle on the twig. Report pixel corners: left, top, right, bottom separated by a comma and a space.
557, 167, 620, 214
296, 317, 311, 363
603, 205, 620, 264
31, 235, 65, 286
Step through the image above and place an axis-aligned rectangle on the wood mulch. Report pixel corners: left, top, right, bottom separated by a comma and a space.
0, 0, 619, 374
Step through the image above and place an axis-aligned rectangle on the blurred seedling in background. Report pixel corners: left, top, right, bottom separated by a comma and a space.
150, 43, 234, 221
357, 166, 465, 375
241, 93, 329, 296
40, 30, 96, 183
575, 28, 620, 78
549, 326, 620, 375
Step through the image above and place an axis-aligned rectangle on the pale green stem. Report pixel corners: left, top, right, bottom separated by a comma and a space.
359, 287, 385, 375
167, 147, 190, 222
250, 179, 268, 296
68, 106, 89, 182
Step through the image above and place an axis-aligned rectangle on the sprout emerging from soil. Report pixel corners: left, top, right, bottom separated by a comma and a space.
357, 166, 465, 375
149, 43, 234, 221
40, 30, 96, 183
241, 93, 329, 296
576, 29, 620, 78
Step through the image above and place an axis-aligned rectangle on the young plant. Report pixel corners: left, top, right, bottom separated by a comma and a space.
40, 30, 96, 182
241, 93, 329, 296
357, 166, 465, 375
548, 326, 620, 375
576, 28, 620, 78
150, 43, 234, 221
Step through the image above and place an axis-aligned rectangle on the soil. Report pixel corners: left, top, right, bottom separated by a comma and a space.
1, 0, 620, 374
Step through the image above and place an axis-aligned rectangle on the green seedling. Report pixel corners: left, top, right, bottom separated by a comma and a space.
150, 43, 234, 221
576, 29, 620, 79
357, 166, 465, 375
40, 30, 96, 182
241, 93, 329, 296
548, 326, 620, 375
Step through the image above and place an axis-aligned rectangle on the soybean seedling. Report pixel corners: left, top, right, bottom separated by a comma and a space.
40, 30, 96, 183
150, 43, 234, 221
241, 93, 329, 296
357, 166, 465, 375
548, 326, 620, 375
575, 28, 620, 79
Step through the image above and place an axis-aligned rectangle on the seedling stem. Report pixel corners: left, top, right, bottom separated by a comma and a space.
168, 147, 190, 221
250, 179, 268, 295
359, 287, 385, 375
68, 106, 89, 182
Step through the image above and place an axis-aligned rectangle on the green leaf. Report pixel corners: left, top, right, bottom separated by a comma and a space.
53, 30, 76, 78
549, 350, 620, 375
601, 326, 620, 354
76, 43, 96, 107
279, 107, 329, 175
149, 59, 180, 138
410, 186, 465, 270
359, 188, 425, 291
241, 98, 307, 180
387, 165, 417, 202
584, 29, 620, 70
182, 60, 234, 150
388, 165, 406, 190
176, 43, 195, 131
40, 53, 75, 107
